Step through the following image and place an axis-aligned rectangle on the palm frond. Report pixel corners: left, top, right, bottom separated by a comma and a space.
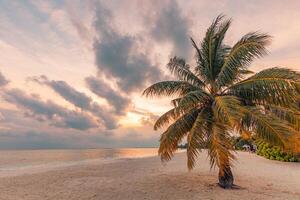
171, 97, 182, 107
265, 104, 300, 131
287, 133, 300, 153
191, 37, 207, 83
207, 122, 235, 170
238, 69, 254, 75
167, 57, 205, 87
212, 96, 244, 127
154, 108, 182, 131
190, 37, 202, 64
214, 18, 231, 50
211, 18, 232, 78
154, 106, 196, 131
154, 89, 212, 130
142, 81, 198, 97
199, 14, 225, 82
242, 107, 297, 147
178, 90, 212, 109
159, 110, 198, 161
192, 15, 231, 84
187, 110, 208, 170
216, 32, 271, 87
228, 67, 300, 106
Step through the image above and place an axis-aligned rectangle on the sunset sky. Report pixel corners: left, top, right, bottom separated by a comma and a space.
0, 0, 300, 149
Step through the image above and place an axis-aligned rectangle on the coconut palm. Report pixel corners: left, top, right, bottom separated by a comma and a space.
143, 15, 300, 188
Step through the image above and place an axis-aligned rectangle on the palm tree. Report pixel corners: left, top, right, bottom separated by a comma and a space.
143, 15, 300, 188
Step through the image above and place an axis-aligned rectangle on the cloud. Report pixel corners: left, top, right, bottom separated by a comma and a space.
139, 112, 159, 127
85, 76, 131, 114
3, 89, 99, 130
0, 108, 89, 149
29, 75, 118, 129
0, 126, 158, 149
31, 75, 91, 109
0, 71, 9, 87
0, 107, 159, 149
0, 130, 74, 149
150, 1, 191, 58
92, 2, 165, 93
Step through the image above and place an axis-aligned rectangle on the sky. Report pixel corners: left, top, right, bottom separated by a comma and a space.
0, 0, 300, 149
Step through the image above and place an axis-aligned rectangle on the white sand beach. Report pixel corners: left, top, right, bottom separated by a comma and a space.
0, 151, 299, 200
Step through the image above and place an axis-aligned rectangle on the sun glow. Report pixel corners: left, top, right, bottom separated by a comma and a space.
119, 112, 144, 127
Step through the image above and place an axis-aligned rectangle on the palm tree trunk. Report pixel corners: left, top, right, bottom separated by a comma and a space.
218, 165, 234, 189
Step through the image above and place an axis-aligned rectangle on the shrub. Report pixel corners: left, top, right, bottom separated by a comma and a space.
255, 140, 299, 162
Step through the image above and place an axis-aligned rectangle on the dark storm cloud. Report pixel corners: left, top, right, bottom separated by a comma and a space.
0, 71, 9, 87
93, 2, 164, 93
85, 76, 131, 114
3, 89, 98, 130
29, 75, 118, 129
150, 1, 191, 58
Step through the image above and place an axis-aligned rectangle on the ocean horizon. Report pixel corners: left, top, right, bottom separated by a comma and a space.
0, 148, 161, 177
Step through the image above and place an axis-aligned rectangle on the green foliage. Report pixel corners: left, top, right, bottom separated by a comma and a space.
256, 140, 300, 162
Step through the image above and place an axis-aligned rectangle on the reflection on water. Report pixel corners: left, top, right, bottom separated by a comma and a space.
0, 148, 158, 171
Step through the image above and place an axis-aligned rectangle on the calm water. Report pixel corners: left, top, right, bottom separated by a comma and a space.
0, 148, 159, 177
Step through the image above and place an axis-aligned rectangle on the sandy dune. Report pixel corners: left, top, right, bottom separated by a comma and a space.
0, 151, 299, 200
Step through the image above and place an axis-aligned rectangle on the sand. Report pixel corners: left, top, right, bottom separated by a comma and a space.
0, 151, 299, 200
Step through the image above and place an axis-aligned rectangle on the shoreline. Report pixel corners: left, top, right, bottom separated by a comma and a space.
0, 148, 188, 178
0, 151, 299, 200
0, 152, 163, 178
0, 148, 161, 177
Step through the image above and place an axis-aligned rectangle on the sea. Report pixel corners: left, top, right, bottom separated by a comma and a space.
0, 148, 159, 177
